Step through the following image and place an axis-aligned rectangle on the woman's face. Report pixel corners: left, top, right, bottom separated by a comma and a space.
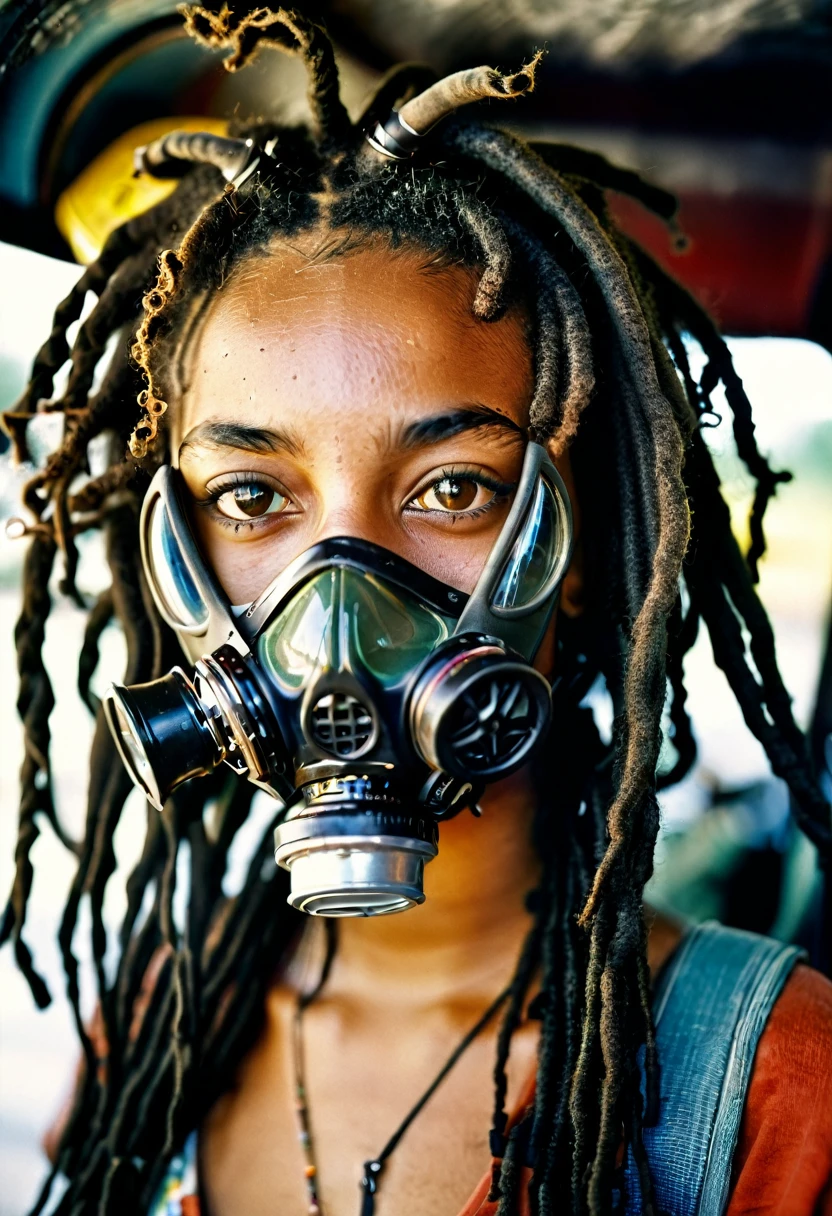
174, 238, 548, 610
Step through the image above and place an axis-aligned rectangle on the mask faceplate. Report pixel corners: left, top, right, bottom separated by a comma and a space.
260, 567, 454, 696
105, 442, 574, 916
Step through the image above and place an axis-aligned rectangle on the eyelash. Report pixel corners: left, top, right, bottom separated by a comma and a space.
405, 467, 517, 518
195, 467, 517, 531
197, 472, 293, 531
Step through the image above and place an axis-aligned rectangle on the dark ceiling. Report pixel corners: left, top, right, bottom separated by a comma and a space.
1, 0, 831, 341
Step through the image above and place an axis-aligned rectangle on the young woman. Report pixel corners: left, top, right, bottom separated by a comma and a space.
4, 6, 832, 1215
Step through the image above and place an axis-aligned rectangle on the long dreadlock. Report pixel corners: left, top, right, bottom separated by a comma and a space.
3, 6, 830, 1215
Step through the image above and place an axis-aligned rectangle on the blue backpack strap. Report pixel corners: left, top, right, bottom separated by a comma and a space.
622, 921, 804, 1216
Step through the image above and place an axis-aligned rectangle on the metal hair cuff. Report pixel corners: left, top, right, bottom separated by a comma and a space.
366, 111, 426, 160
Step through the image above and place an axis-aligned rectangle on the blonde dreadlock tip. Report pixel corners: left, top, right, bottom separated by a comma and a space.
5, 518, 27, 541
396, 56, 544, 142
505, 49, 545, 96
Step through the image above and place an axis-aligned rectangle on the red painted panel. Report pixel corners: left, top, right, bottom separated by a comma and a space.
609, 192, 832, 337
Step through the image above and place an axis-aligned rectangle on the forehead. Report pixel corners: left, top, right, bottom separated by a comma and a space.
175, 238, 533, 443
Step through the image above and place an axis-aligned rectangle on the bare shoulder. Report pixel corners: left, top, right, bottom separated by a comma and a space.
644, 906, 686, 977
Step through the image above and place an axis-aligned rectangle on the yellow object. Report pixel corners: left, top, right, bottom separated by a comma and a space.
55, 116, 228, 264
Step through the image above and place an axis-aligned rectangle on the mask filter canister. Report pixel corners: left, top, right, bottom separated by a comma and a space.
274, 775, 440, 916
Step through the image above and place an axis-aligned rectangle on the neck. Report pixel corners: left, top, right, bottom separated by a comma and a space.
321, 769, 542, 1009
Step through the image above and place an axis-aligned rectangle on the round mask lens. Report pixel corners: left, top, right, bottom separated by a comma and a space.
491, 475, 567, 613
144, 494, 208, 630
258, 567, 453, 693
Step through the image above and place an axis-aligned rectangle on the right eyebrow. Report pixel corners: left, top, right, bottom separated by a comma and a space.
179, 421, 305, 460
401, 406, 525, 449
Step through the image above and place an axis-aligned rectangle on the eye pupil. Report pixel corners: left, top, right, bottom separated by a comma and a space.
435, 477, 477, 511
233, 484, 272, 517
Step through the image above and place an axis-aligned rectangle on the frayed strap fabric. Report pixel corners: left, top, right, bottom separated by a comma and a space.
621, 921, 804, 1216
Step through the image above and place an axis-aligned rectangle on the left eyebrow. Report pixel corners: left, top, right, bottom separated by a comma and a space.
401, 407, 525, 449
179, 420, 305, 460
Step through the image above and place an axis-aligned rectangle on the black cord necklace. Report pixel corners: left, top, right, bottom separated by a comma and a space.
292, 925, 511, 1216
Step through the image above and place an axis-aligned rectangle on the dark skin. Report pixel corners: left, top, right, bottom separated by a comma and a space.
168, 237, 680, 1215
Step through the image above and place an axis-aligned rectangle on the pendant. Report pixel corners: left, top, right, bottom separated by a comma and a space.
359, 1159, 383, 1216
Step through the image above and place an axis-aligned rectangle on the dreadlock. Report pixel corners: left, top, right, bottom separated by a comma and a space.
3, 5, 830, 1214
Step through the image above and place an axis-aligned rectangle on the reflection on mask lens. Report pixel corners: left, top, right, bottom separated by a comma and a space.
492, 477, 559, 611
145, 496, 208, 629
258, 567, 455, 693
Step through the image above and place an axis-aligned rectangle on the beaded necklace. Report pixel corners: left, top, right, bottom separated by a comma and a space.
291, 927, 511, 1216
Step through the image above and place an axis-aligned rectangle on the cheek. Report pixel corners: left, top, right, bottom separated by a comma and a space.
399, 519, 509, 596
187, 509, 520, 606
186, 512, 293, 604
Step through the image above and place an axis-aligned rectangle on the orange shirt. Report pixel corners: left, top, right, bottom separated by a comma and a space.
50, 960, 832, 1213
460, 964, 832, 1216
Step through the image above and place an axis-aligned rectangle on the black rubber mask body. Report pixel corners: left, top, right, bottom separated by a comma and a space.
105, 443, 573, 916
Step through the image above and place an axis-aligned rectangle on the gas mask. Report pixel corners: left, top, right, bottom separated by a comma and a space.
104, 442, 573, 917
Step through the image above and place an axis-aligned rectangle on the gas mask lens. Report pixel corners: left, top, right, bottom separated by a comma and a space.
260, 568, 454, 693
143, 495, 208, 632
105, 443, 574, 917
492, 474, 568, 612
408, 469, 570, 782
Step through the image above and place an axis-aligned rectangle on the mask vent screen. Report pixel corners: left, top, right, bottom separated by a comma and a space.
309, 692, 375, 758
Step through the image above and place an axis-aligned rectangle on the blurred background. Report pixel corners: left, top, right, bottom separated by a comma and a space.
1, 0, 831, 1210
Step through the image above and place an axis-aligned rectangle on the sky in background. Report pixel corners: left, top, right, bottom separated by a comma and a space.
0, 240, 831, 1212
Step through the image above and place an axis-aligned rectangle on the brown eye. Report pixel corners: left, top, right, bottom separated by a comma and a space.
215, 482, 289, 521
412, 476, 494, 513
433, 477, 478, 509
